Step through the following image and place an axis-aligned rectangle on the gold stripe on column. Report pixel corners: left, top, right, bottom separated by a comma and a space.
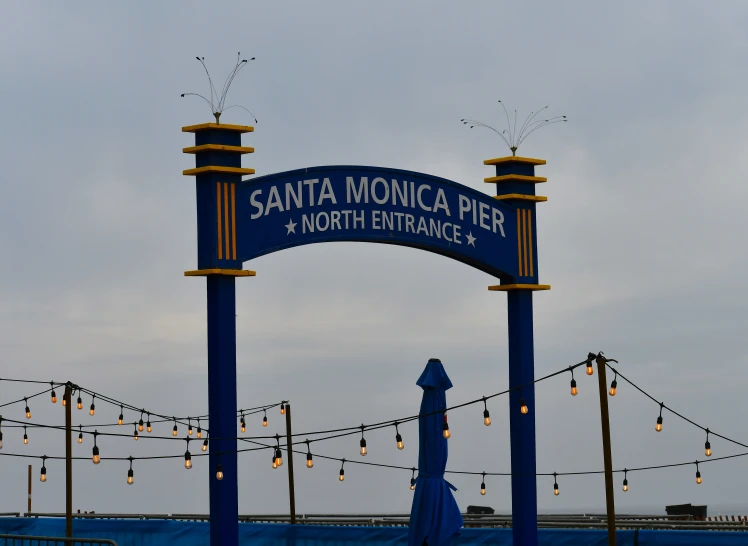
522, 210, 529, 277
528, 209, 534, 277
223, 182, 230, 259
231, 183, 237, 260
216, 182, 223, 260
517, 212, 523, 277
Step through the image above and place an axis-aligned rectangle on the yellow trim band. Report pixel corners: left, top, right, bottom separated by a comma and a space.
494, 194, 548, 202
183, 144, 255, 154
183, 166, 255, 176
488, 284, 551, 291
182, 123, 254, 133
484, 156, 546, 166
184, 269, 256, 277
484, 174, 547, 184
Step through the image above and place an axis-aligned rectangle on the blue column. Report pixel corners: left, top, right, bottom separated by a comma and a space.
507, 289, 537, 546
207, 275, 238, 546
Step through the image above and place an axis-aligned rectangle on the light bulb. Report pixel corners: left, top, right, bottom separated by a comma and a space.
147, 422, 152, 433
396, 433, 404, 450
622, 481, 628, 492
127, 469, 134, 485
241, 423, 246, 433
306, 454, 314, 468
202, 439, 208, 451
263, 416, 268, 427
410, 479, 415, 491
554, 486, 559, 496
272, 460, 278, 469
51, 391, 57, 404
520, 398, 529, 415
118, 415, 123, 426
275, 448, 283, 467
92, 446, 100, 464
442, 422, 451, 439
216, 464, 224, 481
89, 404, 95, 416
705, 440, 712, 457
480, 486, 486, 496
138, 420, 144, 432
172, 424, 178, 437
696, 472, 702, 484
62, 398, 66, 407
655, 416, 663, 432
280, 404, 285, 415
184, 451, 192, 469
570, 379, 578, 397
24, 435, 28, 445
483, 409, 492, 426
134, 427, 139, 441
196, 427, 202, 438
586, 364, 594, 376
609, 379, 617, 396
40, 467, 47, 482
77, 397, 83, 410
339, 470, 345, 481
360, 438, 367, 456
25, 407, 31, 419
78, 433, 83, 444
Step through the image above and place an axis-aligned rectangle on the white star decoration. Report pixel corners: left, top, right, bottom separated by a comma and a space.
467, 232, 476, 247
285, 218, 297, 235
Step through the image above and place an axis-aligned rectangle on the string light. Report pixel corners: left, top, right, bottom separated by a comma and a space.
622, 469, 629, 492
359, 425, 367, 456
188, 419, 193, 436
586, 353, 595, 376
196, 418, 202, 438
656, 403, 664, 432
172, 418, 178, 437
609, 373, 618, 397
40, 456, 47, 482
50, 383, 57, 404
274, 434, 283, 467
78, 425, 83, 444
89, 395, 96, 416
339, 459, 345, 481
306, 440, 314, 468
410, 468, 416, 491
146, 414, 152, 433
695, 461, 702, 484
24, 398, 31, 419
480, 472, 486, 496
138, 411, 144, 432
262, 410, 268, 428
92, 431, 100, 464
705, 429, 712, 457
553, 473, 559, 496
395, 423, 404, 450
240, 413, 246, 434
520, 398, 529, 415
570, 369, 578, 397
62, 395, 66, 407
272, 451, 278, 470
482, 398, 492, 426
23, 425, 28, 445
202, 434, 208, 452
216, 463, 224, 481
133, 423, 139, 441
184, 439, 192, 470
127, 457, 134, 485
280, 403, 286, 416
118, 405, 124, 426
442, 413, 451, 439
77, 396, 83, 410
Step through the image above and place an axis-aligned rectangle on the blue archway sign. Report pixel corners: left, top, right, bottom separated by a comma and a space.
182, 122, 549, 546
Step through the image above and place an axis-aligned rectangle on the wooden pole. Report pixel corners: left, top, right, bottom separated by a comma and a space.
64, 384, 73, 539
284, 404, 297, 524
596, 354, 616, 546
27, 464, 32, 513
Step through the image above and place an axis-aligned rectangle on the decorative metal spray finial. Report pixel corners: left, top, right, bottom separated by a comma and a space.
461, 101, 566, 156
181, 52, 258, 124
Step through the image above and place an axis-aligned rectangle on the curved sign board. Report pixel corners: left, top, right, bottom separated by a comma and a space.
207, 166, 538, 282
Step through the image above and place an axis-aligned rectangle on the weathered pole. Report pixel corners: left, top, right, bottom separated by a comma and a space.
285, 403, 297, 524
64, 384, 73, 538
596, 353, 616, 546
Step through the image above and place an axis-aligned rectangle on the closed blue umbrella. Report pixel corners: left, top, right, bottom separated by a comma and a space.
409, 358, 463, 546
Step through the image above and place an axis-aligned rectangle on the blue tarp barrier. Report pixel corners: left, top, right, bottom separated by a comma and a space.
0, 518, 744, 545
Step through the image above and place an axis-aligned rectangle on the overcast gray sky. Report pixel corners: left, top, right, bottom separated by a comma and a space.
1, 0, 748, 518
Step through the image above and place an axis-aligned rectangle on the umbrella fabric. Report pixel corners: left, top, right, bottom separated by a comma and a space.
408, 359, 464, 546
